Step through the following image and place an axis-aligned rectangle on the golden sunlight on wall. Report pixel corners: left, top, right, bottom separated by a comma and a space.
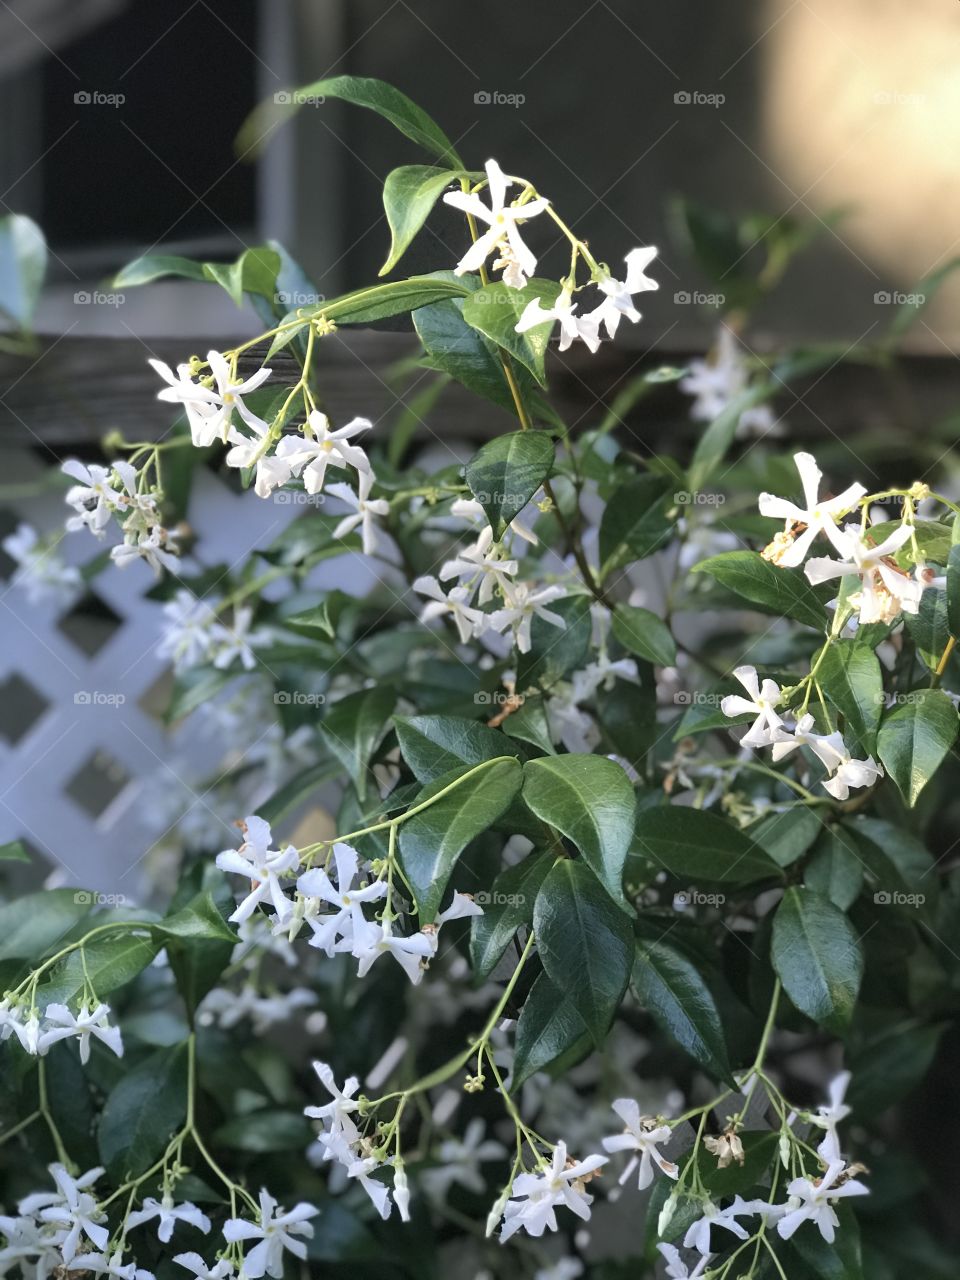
763, 0, 960, 348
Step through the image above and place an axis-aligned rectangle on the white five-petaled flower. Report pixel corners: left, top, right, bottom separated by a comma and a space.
1, 524, 82, 607
304, 1060, 362, 1153
37, 1002, 123, 1064
414, 575, 488, 645
516, 286, 601, 353
720, 665, 785, 748
157, 590, 219, 671
125, 1196, 211, 1243
210, 605, 270, 672
656, 1243, 712, 1280
62, 459, 134, 536
758, 452, 867, 567
489, 581, 568, 654
422, 1118, 508, 1204
680, 326, 779, 441
216, 815, 299, 925
590, 246, 659, 338
349, 917, 436, 985
174, 1252, 234, 1280
804, 523, 923, 624
440, 526, 518, 605
327, 471, 391, 556
110, 526, 181, 576
222, 1190, 318, 1279
600, 1098, 678, 1190
812, 1070, 852, 1163
279, 410, 373, 495
19, 1163, 108, 1263
771, 714, 883, 800
442, 159, 550, 288
776, 1160, 869, 1244
682, 1196, 756, 1255
498, 1141, 607, 1242
150, 351, 271, 447
81, 1250, 155, 1280
297, 842, 387, 957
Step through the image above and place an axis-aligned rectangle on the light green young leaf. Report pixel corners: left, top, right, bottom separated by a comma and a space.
113, 254, 207, 288
461, 279, 558, 384
818, 640, 884, 753
380, 165, 465, 276
0, 840, 29, 863
465, 430, 555, 539
522, 755, 636, 906
876, 688, 958, 807
771, 887, 863, 1033
0, 214, 47, 328
532, 860, 634, 1045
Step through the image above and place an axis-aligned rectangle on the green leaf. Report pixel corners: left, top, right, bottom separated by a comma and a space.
771, 887, 863, 1032
399, 759, 522, 920
215, 1109, 314, 1152
744, 806, 823, 869
155, 892, 237, 945
381, 165, 464, 275
0, 214, 47, 328
394, 714, 516, 783
320, 686, 396, 800
256, 760, 342, 825
522, 756, 636, 906
818, 641, 884, 753
905, 586, 951, 672
843, 816, 937, 915
113, 253, 207, 288
98, 1044, 188, 1180
633, 928, 734, 1084
876, 688, 958, 807
241, 75, 463, 167
516, 595, 591, 692
415, 289, 519, 414
533, 860, 634, 1045
461, 279, 558, 384
611, 603, 677, 667
696, 1130, 780, 1197
632, 806, 781, 885
202, 246, 281, 307
465, 430, 555, 539
596, 675, 658, 771
0, 889, 92, 962
947, 543, 960, 639
0, 840, 30, 863
512, 972, 589, 1090
598, 475, 674, 580
39, 932, 161, 1009
470, 852, 553, 979
321, 275, 470, 325
695, 551, 828, 630
787, 1204, 864, 1280
847, 1021, 945, 1113
165, 665, 243, 724
805, 829, 864, 911
500, 693, 556, 756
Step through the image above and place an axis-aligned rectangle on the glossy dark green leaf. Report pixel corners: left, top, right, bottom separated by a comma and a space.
744, 806, 823, 869
805, 828, 864, 911
633, 929, 734, 1084
465, 430, 554, 539
394, 713, 516, 783
320, 686, 396, 799
876, 688, 958, 807
598, 475, 674, 580
695, 551, 828, 630
98, 1043, 188, 1180
215, 1109, 314, 1152
0, 890, 92, 963
842, 816, 937, 917
470, 852, 553, 979
533, 860, 634, 1044
399, 758, 522, 919
772, 888, 863, 1032
947, 543, 960, 639
512, 972, 589, 1090
818, 641, 884, 753
633, 806, 781, 885
380, 165, 463, 275
611, 603, 677, 667
39, 931, 160, 1009
905, 586, 950, 672
523, 755, 636, 905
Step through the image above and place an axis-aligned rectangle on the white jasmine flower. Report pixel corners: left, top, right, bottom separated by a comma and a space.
157, 590, 219, 671
62, 460, 128, 535
1, 524, 81, 607
150, 352, 271, 447
349, 918, 435, 985
812, 1070, 852, 1163
222, 1190, 318, 1279
656, 1243, 711, 1280
758, 453, 866, 567
805, 524, 923, 623
393, 1166, 411, 1223
442, 159, 550, 288
304, 1061, 362, 1154
449, 496, 539, 547
37, 1002, 123, 1064
414, 575, 487, 644
174, 1253, 234, 1280
776, 1160, 869, 1244
297, 843, 387, 957
772, 715, 883, 799
346, 1156, 392, 1219
600, 1099, 678, 1190
327, 471, 390, 556
590, 246, 659, 338
720, 665, 785, 748
499, 1141, 607, 1241
215, 815, 299, 925
682, 1196, 755, 1255
423, 1119, 507, 1203
489, 581, 568, 654
199, 985, 316, 1035
534, 1261, 584, 1280
19, 1164, 108, 1263
680, 327, 777, 440
821, 754, 884, 801
210, 605, 270, 671
8, 1008, 41, 1055
516, 285, 601, 353
440, 526, 518, 605
110, 527, 180, 575
223, 413, 290, 498
126, 1196, 210, 1243
281, 411, 372, 495
82, 1250, 155, 1280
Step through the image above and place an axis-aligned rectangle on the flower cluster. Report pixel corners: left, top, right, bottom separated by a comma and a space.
62, 459, 181, 575
1, 523, 81, 607
0, 998, 123, 1062
157, 590, 270, 673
